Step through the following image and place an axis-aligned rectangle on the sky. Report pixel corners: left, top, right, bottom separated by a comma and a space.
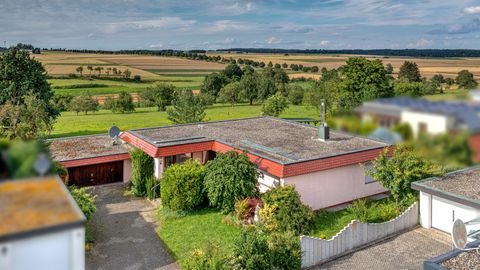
2, 0, 480, 50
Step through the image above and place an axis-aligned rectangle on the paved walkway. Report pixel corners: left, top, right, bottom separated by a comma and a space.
315, 228, 452, 270
86, 183, 177, 270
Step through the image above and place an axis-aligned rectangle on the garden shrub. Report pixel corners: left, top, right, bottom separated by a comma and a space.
234, 197, 262, 224
347, 199, 370, 222
160, 159, 206, 211
145, 176, 160, 200
232, 229, 302, 270
233, 229, 271, 270
69, 186, 96, 220
129, 148, 154, 197
204, 151, 259, 213
184, 243, 235, 270
267, 231, 302, 270
261, 185, 314, 235
258, 203, 279, 232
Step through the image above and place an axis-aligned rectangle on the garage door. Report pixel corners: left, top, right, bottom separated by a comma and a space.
431, 195, 480, 233
67, 161, 123, 187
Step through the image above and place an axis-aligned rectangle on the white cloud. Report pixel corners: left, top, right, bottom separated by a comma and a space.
104, 17, 196, 33
149, 43, 163, 48
407, 38, 432, 48
320, 40, 330, 46
208, 20, 251, 32
266, 37, 280, 44
464, 6, 480, 14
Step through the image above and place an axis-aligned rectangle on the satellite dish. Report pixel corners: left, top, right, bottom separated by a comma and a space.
108, 125, 121, 138
34, 153, 51, 176
452, 219, 468, 249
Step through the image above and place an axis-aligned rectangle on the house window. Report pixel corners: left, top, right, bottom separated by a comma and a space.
364, 162, 376, 184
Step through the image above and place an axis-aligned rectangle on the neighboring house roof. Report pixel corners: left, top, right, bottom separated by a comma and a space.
0, 177, 85, 242
50, 135, 131, 167
412, 166, 480, 209
124, 117, 389, 164
357, 97, 480, 132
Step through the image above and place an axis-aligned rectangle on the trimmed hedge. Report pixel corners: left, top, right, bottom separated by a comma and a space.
160, 159, 206, 211
130, 148, 154, 197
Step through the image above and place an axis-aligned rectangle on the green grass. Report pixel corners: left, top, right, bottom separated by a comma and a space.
49, 77, 203, 96
145, 69, 222, 73
51, 104, 319, 138
310, 198, 402, 239
157, 208, 241, 267
424, 88, 470, 101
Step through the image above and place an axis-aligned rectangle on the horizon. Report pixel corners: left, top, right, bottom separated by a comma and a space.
2, 1, 480, 50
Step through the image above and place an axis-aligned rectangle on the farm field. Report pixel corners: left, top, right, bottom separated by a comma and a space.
209, 52, 480, 79
51, 104, 319, 138
38, 51, 480, 100
37, 51, 225, 97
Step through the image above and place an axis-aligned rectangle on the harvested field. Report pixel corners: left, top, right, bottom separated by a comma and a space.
209, 52, 480, 79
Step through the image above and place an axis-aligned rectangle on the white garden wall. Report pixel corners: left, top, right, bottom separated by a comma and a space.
300, 203, 418, 268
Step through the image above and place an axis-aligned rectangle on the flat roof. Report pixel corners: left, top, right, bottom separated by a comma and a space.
412, 166, 480, 209
129, 117, 388, 164
50, 135, 131, 162
0, 177, 85, 242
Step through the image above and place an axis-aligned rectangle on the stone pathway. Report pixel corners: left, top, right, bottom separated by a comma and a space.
315, 227, 452, 270
86, 183, 177, 270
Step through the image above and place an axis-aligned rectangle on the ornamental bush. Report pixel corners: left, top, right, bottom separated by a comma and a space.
261, 185, 315, 235
129, 148, 154, 197
204, 151, 259, 213
232, 229, 301, 270
145, 176, 160, 200
160, 159, 206, 211
184, 243, 235, 270
69, 186, 96, 220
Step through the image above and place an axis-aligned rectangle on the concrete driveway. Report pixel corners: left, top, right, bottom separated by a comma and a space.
315, 228, 452, 270
86, 183, 177, 270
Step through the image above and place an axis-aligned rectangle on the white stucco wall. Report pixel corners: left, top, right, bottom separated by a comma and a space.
123, 159, 132, 183
282, 164, 387, 210
258, 171, 281, 193
154, 157, 164, 179
401, 110, 451, 137
0, 228, 85, 270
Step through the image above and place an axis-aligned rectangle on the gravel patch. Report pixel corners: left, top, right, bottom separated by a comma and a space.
441, 249, 480, 270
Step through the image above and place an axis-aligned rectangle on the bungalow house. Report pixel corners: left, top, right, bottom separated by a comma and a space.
50, 117, 392, 210
356, 97, 480, 161
412, 166, 480, 238
0, 177, 85, 270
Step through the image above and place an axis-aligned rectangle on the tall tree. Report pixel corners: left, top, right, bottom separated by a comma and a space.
223, 63, 243, 80
0, 95, 53, 140
456, 69, 478, 89
340, 57, 393, 111
0, 47, 58, 139
140, 83, 175, 111
167, 90, 206, 124
398, 61, 421, 82
69, 92, 99, 115
262, 92, 289, 117
111, 91, 135, 114
218, 81, 243, 106
200, 73, 228, 100
240, 71, 260, 105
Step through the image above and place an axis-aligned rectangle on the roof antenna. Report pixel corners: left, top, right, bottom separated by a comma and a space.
318, 99, 330, 141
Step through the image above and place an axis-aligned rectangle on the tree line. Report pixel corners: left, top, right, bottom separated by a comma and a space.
220, 48, 480, 58
73, 65, 140, 81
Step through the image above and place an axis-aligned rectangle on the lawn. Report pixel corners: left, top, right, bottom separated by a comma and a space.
424, 88, 469, 101
310, 198, 402, 239
51, 104, 319, 138
157, 208, 241, 267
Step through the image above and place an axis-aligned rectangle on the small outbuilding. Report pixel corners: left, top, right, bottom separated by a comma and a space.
50, 135, 132, 186
0, 177, 85, 270
412, 166, 480, 235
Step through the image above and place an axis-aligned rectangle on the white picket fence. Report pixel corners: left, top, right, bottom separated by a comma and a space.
301, 202, 418, 268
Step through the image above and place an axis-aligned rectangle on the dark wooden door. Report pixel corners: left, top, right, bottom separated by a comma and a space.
68, 161, 123, 186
